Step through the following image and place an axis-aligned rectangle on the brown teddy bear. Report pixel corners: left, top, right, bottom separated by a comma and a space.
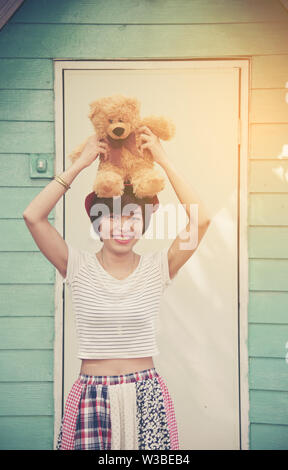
68, 94, 175, 199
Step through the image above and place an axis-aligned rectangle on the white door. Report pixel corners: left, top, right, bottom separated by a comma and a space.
60, 61, 245, 450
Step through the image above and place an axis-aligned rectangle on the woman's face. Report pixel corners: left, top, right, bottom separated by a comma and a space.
99, 205, 144, 251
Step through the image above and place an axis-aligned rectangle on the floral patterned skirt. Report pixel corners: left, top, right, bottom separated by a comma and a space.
56, 367, 179, 450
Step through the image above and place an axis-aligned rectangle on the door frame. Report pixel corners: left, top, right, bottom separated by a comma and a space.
53, 58, 250, 450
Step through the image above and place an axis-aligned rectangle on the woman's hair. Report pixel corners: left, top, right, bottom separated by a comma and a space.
89, 185, 159, 240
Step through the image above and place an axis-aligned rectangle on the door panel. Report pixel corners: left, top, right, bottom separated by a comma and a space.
63, 63, 240, 449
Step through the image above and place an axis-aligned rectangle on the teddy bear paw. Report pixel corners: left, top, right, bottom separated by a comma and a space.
132, 172, 165, 199
93, 171, 124, 197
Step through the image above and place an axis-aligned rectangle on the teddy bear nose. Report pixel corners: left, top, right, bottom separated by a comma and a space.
113, 127, 125, 137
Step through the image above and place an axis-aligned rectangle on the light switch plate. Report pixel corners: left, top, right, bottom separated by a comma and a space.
29, 154, 54, 178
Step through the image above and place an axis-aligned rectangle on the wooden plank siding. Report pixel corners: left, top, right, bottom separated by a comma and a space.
0, 1, 56, 449
1, 23, 288, 58
6, 0, 288, 24
249, 44, 288, 449
0, 0, 288, 450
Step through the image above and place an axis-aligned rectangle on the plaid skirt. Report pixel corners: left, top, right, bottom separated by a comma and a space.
56, 367, 179, 450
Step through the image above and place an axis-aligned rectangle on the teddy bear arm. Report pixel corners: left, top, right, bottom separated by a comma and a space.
139, 116, 175, 140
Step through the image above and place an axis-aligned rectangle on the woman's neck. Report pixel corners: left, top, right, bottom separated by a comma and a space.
101, 247, 135, 266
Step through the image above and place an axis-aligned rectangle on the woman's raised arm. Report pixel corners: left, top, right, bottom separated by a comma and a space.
22, 136, 108, 278
139, 125, 211, 280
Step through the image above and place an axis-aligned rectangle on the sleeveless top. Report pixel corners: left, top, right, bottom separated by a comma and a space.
62, 243, 178, 359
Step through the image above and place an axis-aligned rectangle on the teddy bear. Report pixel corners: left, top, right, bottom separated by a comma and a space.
68, 94, 175, 199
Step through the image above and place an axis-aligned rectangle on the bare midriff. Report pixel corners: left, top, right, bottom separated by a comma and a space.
80, 356, 155, 376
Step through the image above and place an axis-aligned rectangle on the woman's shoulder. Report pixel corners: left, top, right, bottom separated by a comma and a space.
65, 242, 90, 258
63, 242, 91, 286
140, 247, 167, 265
143, 246, 168, 256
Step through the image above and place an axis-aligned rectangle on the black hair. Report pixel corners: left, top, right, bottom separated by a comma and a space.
89, 184, 158, 240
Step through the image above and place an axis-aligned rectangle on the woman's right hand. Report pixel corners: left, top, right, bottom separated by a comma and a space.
77, 135, 109, 168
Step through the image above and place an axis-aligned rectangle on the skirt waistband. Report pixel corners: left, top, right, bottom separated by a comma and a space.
78, 367, 159, 386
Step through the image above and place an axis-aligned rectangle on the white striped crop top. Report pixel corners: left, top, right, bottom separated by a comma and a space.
62, 243, 178, 359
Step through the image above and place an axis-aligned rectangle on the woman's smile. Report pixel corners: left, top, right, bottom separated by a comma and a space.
113, 238, 133, 244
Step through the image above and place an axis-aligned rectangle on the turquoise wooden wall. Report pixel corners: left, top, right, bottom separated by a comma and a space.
0, 0, 288, 450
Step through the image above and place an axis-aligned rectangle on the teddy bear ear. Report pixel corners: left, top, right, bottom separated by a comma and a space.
126, 97, 141, 113
88, 100, 100, 120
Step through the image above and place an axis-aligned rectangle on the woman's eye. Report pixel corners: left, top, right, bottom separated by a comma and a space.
108, 119, 113, 123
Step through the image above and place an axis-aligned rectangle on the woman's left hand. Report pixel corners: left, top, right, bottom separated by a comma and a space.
138, 126, 168, 166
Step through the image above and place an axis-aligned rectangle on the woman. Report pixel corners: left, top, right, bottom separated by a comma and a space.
23, 126, 211, 450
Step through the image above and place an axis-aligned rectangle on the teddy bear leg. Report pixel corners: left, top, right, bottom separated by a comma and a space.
130, 168, 165, 199
93, 170, 124, 197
